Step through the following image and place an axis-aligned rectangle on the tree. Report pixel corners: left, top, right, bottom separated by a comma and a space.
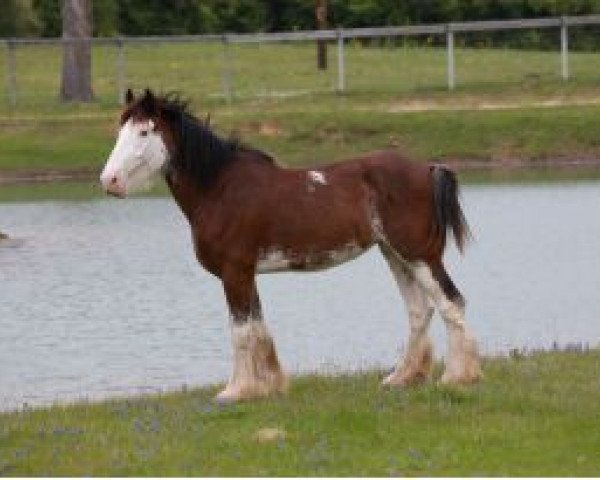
61, 0, 93, 102
316, 0, 327, 70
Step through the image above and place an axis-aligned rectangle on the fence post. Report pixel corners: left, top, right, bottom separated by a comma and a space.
446, 24, 455, 90
560, 16, 569, 81
116, 37, 126, 104
221, 34, 233, 104
337, 29, 345, 92
6, 40, 17, 107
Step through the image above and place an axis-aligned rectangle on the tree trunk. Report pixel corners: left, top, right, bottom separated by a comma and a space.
61, 0, 93, 102
316, 0, 328, 70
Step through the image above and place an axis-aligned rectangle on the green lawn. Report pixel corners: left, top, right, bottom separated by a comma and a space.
2, 41, 600, 111
1, 349, 599, 476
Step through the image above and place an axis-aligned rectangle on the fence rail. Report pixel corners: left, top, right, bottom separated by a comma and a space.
2, 14, 600, 107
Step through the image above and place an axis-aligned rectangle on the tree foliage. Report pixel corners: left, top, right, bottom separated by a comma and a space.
1, 0, 41, 36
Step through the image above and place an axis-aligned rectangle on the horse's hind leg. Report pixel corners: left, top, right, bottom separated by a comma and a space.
380, 244, 435, 386
412, 260, 482, 385
217, 268, 288, 402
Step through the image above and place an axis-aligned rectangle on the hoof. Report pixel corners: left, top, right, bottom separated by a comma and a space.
214, 389, 241, 405
383, 339, 433, 388
382, 370, 428, 388
214, 374, 289, 404
439, 333, 482, 386
214, 384, 259, 404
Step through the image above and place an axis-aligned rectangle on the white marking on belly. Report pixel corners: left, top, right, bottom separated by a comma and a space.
308, 170, 327, 185
256, 242, 368, 274
256, 248, 291, 273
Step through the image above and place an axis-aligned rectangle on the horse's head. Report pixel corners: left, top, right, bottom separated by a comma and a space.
100, 88, 170, 197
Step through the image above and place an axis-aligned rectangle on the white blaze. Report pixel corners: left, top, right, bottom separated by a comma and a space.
100, 118, 169, 197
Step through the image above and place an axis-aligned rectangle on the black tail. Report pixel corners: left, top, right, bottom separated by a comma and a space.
431, 165, 472, 254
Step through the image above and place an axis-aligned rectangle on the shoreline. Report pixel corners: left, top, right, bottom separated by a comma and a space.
1, 157, 600, 186
0, 342, 593, 415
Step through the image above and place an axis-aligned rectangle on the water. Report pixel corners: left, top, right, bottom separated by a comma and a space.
1, 182, 599, 410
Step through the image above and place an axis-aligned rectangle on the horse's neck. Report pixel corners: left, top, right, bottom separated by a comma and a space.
165, 154, 276, 223
165, 170, 203, 224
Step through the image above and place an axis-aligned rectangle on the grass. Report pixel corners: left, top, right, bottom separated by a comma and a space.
1, 349, 599, 476
3, 41, 600, 111
0, 180, 106, 203
3, 105, 600, 173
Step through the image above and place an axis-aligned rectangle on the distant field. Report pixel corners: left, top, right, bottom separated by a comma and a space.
2, 42, 600, 112
1, 349, 600, 476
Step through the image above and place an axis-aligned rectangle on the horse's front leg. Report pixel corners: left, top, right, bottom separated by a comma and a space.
216, 267, 288, 403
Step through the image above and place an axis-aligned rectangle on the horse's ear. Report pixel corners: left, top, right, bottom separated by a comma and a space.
205, 113, 211, 127
141, 88, 157, 115
125, 88, 134, 104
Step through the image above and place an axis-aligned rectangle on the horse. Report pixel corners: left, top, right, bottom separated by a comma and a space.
100, 88, 482, 403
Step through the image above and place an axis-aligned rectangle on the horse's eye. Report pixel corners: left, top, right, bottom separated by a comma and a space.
140, 130, 149, 137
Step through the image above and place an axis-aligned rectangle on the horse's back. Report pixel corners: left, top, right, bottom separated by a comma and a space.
257, 159, 374, 248
260, 149, 436, 257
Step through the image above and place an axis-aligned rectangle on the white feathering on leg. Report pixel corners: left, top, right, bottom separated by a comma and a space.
217, 319, 288, 402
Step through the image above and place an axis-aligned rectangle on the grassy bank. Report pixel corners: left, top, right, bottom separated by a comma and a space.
1, 349, 600, 476
3, 104, 600, 174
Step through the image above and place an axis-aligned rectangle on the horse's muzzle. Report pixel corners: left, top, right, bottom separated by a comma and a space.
100, 172, 127, 198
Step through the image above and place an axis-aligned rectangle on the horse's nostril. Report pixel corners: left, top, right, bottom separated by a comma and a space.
110, 175, 118, 185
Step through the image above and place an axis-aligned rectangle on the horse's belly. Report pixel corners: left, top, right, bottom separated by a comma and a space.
256, 242, 369, 274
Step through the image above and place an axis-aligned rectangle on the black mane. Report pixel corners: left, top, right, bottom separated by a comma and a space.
161, 95, 277, 187
127, 91, 275, 188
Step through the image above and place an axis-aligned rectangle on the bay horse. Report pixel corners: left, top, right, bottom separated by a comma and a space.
100, 89, 481, 403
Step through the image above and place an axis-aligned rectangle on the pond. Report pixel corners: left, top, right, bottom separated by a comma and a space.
1, 181, 599, 410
